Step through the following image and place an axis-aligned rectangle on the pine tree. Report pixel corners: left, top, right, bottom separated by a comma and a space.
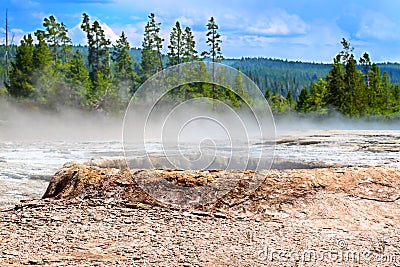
344, 54, 365, 116
33, 30, 60, 106
7, 34, 35, 97
33, 30, 52, 70
182, 27, 198, 62
359, 52, 371, 86
65, 50, 92, 108
81, 13, 93, 74
112, 31, 138, 103
42, 15, 71, 65
308, 78, 328, 112
270, 91, 289, 114
359, 53, 373, 110
326, 39, 362, 115
91, 21, 112, 78
264, 89, 271, 103
141, 13, 163, 81
80, 13, 111, 82
234, 67, 245, 95
369, 63, 383, 112
339, 38, 353, 64
190, 61, 212, 98
286, 89, 294, 110
232, 67, 251, 107
166, 21, 186, 101
178, 26, 198, 100
295, 87, 311, 113
201, 17, 223, 63
382, 71, 392, 115
391, 85, 400, 115
167, 21, 183, 66
326, 55, 345, 110
201, 17, 223, 102
59, 22, 72, 64
43, 15, 60, 63
80, 13, 112, 110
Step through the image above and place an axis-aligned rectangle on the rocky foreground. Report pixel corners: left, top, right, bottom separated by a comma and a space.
2, 163, 400, 266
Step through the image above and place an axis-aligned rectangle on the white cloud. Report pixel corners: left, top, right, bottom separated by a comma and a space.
68, 23, 86, 44
245, 9, 310, 36
0, 28, 28, 45
356, 11, 400, 40
129, 15, 142, 21
220, 18, 348, 62
108, 23, 145, 48
175, 16, 194, 26
31, 11, 46, 19
68, 21, 121, 45
100, 22, 119, 43
10, 0, 40, 8
11, 28, 24, 34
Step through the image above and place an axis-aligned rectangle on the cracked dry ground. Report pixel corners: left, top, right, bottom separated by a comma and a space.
1, 163, 400, 266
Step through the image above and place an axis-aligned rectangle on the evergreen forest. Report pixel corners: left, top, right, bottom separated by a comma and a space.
1, 13, 400, 118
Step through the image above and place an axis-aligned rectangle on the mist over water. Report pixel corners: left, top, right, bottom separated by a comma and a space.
0, 99, 123, 141
275, 112, 400, 134
2, 99, 399, 143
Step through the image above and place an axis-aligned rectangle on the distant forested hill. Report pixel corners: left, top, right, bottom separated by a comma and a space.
377, 62, 400, 84
225, 57, 400, 99
1, 44, 399, 101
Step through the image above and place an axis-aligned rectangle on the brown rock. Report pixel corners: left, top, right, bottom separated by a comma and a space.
42, 161, 400, 216
42, 162, 119, 199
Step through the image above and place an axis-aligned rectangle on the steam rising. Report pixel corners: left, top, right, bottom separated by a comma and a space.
121, 61, 276, 206
275, 112, 400, 134
1, 100, 399, 143
0, 99, 123, 141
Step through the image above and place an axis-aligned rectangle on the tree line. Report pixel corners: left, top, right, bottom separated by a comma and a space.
1, 13, 399, 117
291, 39, 400, 117
3, 13, 228, 112
235, 38, 400, 117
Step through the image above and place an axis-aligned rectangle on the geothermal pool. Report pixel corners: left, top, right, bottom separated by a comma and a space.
1, 130, 400, 207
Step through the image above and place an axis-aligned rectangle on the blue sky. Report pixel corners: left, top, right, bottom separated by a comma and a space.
1, 0, 400, 62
